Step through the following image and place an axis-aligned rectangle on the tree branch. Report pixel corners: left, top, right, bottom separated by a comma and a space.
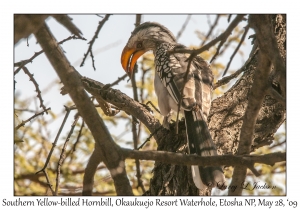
34, 23, 133, 196
52, 15, 83, 38
200, 15, 220, 46
176, 15, 191, 40
80, 14, 111, 70
168, 15, 245, 57
229, 27, 273, 195
223, 24, 250, 76
249, 15, 286, 98
121, 148, 286, 168
213, 47, 258, 89
14, 14, 49, 44
81, 77, 162, 141
55, 114, 80, 195
21, 66, 48, 113
15, 107, 51, 130
14, 35, 86, 75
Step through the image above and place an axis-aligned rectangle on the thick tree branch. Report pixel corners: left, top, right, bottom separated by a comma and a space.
52, 15, 83, 38
14, 14, 49, 44
229, 22, 273, 196
34, 23, 133, 196
121, 148, 286, 168
83, 144, 103, 195
81, 77, 162, 141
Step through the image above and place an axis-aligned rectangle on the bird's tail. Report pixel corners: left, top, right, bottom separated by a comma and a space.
184, 110, 226, 190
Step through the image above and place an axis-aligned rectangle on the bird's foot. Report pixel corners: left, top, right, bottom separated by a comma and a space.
162, 117, 170, 129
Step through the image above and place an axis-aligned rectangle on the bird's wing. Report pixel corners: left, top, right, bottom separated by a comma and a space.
155, 45, 213, 115
156, 45, 226, 190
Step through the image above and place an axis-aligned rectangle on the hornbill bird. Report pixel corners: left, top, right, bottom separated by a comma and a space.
121, 22, 226, 191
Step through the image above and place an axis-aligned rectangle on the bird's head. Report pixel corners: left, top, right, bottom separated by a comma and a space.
121, 22, 177, 77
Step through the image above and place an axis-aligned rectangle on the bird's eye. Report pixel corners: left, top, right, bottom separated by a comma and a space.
136, 42, 143, 49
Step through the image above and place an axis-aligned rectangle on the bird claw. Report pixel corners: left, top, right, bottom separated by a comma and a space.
140, 103, 153, 113
162, 117, 170, 129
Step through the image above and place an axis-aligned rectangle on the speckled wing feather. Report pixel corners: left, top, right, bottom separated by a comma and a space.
155, 44, 225, 190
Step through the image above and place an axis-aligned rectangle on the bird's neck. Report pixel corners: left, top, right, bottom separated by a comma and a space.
153, 42, 174, 57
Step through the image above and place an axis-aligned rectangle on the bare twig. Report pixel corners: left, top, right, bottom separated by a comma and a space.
15, 107, 51, 130
15, 173, 49, 188
137, 126, 163, 150
228, 14, 232, 22
169, 15, 245, 58
176, 15, 191, 40
109, 73, 128, 87
216, 29, 244, 59
80, 14, 110, 70
55, 114, 80, 195
269, 139, 286, 149
21, 66, 48, 113
213, 47, 259, 89
139, 66, 151, 103
35, 106, 71, 195
223, 25, 250, 76
73, 40, 122, 67
201, 15, 220, 46
36, 106, 71, 175
14, 35, 86, 75
43, 170, 55, 195
67, 120, 85, 165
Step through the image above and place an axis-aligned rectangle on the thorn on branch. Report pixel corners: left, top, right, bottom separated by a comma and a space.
15, 107, 51, 130
109, 74, 128, 87
80, 14, 111, 69
55, 114, 80, 195
14, 35, 86, 75
22, 67, 48, 114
